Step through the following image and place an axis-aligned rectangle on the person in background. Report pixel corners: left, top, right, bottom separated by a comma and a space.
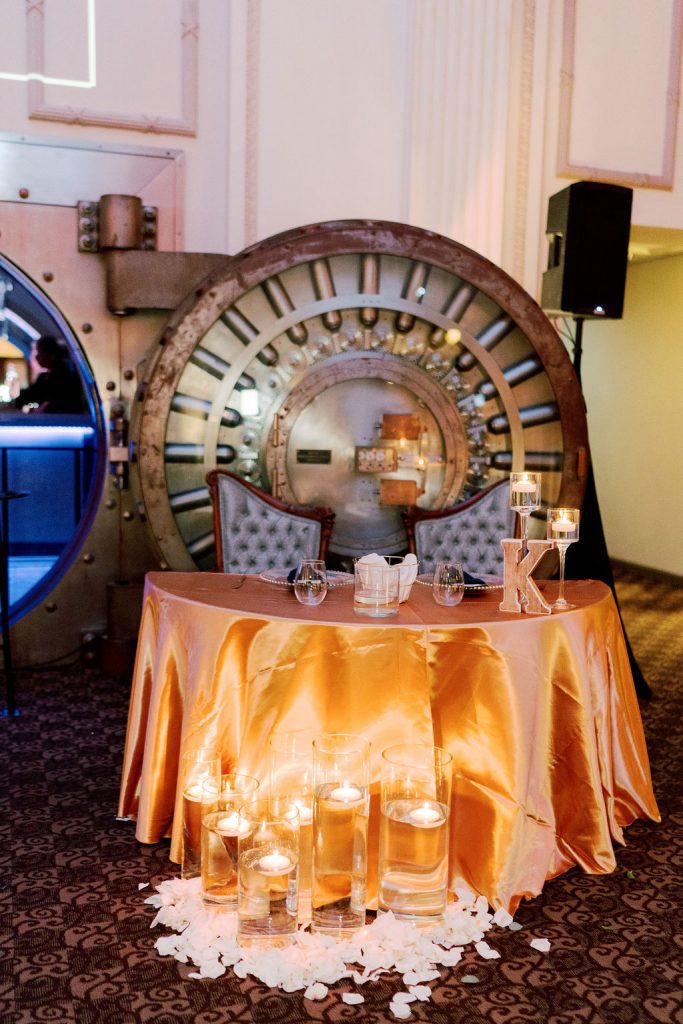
6, 335, 85, 414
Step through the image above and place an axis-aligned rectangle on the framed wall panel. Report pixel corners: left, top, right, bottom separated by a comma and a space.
26, 0, 198, 136
557, 0, 683, 189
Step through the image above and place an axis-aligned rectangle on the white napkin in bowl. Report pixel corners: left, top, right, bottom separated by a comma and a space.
356, 553, 418, 602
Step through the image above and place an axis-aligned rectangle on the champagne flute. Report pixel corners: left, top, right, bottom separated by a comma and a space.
293, 559, 328, 606
509, 472, 542, 557
547, 507, 580, 611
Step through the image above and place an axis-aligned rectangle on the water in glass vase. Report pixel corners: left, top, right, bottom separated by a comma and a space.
237, 847, 299, 947
182, 784, 204, 878
378, 798, 449, 922
311, 782, 369, 935
201, 810, 250, 905
296, 812, 313, 923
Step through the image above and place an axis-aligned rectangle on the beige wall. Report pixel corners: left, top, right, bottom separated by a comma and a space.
581, 255, 683, 576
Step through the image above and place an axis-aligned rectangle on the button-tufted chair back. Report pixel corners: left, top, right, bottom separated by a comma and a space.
402, 480, 516, 576
206, 470, 335, 573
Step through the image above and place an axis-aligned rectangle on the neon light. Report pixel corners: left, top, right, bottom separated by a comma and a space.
3, 309, 41, 341
0, 425, 95, 448
0, 0, 96, 89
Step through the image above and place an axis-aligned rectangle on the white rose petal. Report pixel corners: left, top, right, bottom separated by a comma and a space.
437, 949, 463, 967
143, 871, 521, 999
304, 982, 328, 1000
138, 882, 150, 890
342, 993, 365, 1004
390, 1002, 412, 1020
530, 938, 551, 953
401, 968, 436, 985
199, 961, 226, 979
475, 940, 501, 960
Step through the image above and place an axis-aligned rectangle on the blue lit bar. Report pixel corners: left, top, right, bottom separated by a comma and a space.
0, 414, 99, 603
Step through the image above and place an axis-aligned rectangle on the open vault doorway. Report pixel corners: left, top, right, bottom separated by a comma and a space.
0, 252, 106, 624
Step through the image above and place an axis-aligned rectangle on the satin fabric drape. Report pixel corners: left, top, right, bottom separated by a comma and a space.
117, 574, 659, 913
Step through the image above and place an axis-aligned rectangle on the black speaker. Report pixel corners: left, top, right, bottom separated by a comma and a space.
541, 181, 632, 319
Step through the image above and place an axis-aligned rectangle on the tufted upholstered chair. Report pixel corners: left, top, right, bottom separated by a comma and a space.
206, 469, 336, 573
402, 480, 516, 576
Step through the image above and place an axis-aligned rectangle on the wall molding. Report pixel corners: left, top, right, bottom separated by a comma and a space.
243, 0, 261, 247
26, 0, 198, 137
557, 0, 683, 189
506, 0, 537, 286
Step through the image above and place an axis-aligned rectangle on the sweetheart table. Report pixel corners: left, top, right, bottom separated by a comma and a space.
117, 572, 659, 912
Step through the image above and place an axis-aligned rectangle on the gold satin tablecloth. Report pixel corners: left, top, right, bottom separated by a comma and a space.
117, 573, 659, 912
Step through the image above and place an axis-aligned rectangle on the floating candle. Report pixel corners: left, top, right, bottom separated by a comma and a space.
295, 803, 313, 824
185, 783, 202, 800
258, 851, 292, 873
513, 481, 537, 494
216, 813, 249, 836
283, 803, 312, 824
408, 805, 442, 826
552, 520, 574, 534
328, 785, 363, 803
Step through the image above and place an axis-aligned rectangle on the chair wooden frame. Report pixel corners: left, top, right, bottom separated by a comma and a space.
206, 469, 335, 570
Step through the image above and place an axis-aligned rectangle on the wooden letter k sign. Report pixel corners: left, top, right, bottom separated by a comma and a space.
499, 539, 554, 614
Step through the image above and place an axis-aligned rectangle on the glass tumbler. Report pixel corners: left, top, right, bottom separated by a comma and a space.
432, 561, 465, 606
379, 743, 453, 925
353, 559, 400, 617
293, 559, 328, 606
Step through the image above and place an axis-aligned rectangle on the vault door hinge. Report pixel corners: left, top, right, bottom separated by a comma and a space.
78, 195, 158, 254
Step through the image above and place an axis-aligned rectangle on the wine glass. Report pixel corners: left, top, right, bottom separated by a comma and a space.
546, 507, 580, 611
292, 559, 328, 606
509, 472, 541, 556
432, 561, 465, 606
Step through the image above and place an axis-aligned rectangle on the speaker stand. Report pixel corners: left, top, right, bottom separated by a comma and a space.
565, 318, 651, 698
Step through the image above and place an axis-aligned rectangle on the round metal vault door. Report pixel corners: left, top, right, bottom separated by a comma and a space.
133, 221, 588, 570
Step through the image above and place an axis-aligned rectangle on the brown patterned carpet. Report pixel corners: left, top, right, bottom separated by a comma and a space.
2, 566, 682, 1024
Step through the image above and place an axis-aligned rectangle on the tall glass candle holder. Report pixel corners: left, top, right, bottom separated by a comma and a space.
547, 507, 580, 611
180, 747, 221, 879
311, 734, 370, 936
509, 472, 541, 556
269, 730, 314, 923
378, 744, 453, 925
237, 797, 300, 949
200, 773, 260, 907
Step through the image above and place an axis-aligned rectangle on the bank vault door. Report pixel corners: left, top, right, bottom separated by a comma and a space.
132, 221, 588, 569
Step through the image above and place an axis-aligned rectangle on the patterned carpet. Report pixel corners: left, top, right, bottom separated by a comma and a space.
2, 567, 682, 1024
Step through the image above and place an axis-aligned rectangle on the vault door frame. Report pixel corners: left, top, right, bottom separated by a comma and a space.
0, 133, 184, 665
